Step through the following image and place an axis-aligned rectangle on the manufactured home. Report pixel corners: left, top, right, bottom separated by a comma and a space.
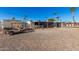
0, 19, 34, 35
33, 21, 79, 29
33, 21, 64, 29
0, 20, 27, 29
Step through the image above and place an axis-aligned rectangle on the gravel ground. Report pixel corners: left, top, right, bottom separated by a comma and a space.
0, 28, 79, 51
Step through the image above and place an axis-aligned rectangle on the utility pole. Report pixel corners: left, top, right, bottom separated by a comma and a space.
45, 17, 48, 28
70, 7, 75, 27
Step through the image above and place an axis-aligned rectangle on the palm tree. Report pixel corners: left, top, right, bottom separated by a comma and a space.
23, 16, 27, 20
53, 12, 58, 16
53, 12, 60, 22
45, 17, 48, 22
56, 16, 60, 22
23, 16, 28, 22
45, 17, 48, 28
70, 7, 75, 25
53, 12, 62, 27
11, 17, 16, 27
12, 17, 15, 20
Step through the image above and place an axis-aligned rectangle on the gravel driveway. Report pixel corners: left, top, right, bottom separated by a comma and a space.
0, 28, 79, 51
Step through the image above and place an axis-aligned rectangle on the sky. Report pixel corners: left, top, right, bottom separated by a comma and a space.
0, 7, 79, 22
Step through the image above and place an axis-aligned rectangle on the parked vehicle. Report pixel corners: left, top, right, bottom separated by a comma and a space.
3, 27, 25, 35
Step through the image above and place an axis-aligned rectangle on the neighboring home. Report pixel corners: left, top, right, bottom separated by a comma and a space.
65, 22, 79, 27
33, 21, 63, 29
0, 19, 28, 30
33, 21, 79, 29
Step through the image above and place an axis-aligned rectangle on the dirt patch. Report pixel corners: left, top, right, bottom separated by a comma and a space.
0, 28, 79, 51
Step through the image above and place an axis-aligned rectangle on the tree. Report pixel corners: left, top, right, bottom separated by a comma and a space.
70, 7, 75, 22
45, 17, 48, 22
53, 12, 60, 22
48, 18, 56, 22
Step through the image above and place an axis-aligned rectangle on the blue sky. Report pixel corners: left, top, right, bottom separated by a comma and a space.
0, 7, 79, 22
